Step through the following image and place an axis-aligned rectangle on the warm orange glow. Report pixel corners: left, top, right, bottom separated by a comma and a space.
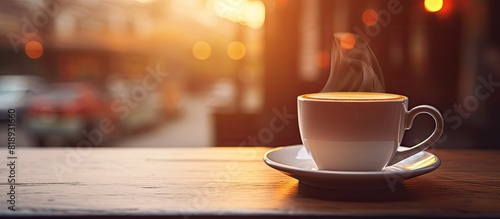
227, 41, 246, 60
315, 50, 329, 68
192, 41, 212, 60
25, 41, 43, 59
424, 0, 443, 12
275, 0, 288, 9
206, 0, 266, 29
245, 1, 266, 29
362, 9, 378, 26
339, 33, 356, 50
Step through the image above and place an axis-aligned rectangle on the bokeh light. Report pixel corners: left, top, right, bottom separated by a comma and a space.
245, 1, 266, 29
227, 41, 246, 60
192, 41, 212, 60
25, 41, 43, 59
424, 0, 443, 12
339, 33, 356, 50
362, 9, 378, 26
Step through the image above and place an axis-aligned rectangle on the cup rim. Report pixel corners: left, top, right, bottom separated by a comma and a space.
298, 92, 408, 102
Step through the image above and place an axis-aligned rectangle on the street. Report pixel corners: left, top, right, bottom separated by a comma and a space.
0, 96, 214, 148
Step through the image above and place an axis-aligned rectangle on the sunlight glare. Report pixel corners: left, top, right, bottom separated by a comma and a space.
207, 0, 266, 29
245, 1, 266, 29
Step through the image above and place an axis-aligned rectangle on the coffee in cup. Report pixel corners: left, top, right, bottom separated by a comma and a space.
297, 92, 444, 171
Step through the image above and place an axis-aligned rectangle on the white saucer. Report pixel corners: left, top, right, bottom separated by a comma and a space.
263, 144, 440, 190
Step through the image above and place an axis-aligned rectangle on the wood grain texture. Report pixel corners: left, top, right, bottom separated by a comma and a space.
0, 147, 499, 218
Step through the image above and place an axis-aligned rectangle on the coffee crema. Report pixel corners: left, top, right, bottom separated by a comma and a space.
299, 92, 406, 101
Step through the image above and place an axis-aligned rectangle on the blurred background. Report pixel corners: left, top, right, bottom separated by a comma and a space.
0, 0, 499, 148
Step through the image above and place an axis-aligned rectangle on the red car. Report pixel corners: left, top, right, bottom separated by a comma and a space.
26, 82, 119, 146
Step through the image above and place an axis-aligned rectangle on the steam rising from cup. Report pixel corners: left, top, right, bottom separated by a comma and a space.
321, 33, 385, 92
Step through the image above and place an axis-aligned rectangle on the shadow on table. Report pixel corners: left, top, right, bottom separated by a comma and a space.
295, 182, 421, 202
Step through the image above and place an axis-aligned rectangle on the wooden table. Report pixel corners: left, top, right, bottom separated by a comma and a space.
1, 146, 499, 218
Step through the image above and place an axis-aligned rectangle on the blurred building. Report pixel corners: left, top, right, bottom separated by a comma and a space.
1, 0, 499, 148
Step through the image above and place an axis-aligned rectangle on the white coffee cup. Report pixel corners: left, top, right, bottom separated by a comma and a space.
297, 92, 444, 171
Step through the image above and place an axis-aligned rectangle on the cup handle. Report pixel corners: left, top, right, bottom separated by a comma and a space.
387, 105, 444, 166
